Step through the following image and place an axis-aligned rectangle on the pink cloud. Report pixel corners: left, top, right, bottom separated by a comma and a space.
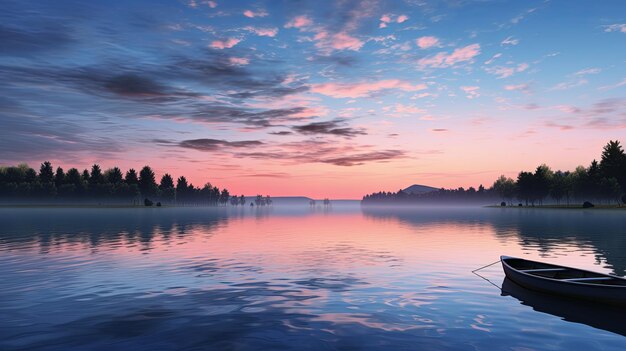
416, 36, 439, 49
319, 32, 364, 51
379, 14, 408, 28
311, 79, 427, 98
285, 15, 313, 29
460, 86, 480, 99
486, 63, 529, 78
395, 103, 425, 114
243, 9, 268, 18
207, 1, 217, 8
418, 44, 480, 68
504, 83, 530, 93
244, 26, 278, 37
210, 37, 241, 49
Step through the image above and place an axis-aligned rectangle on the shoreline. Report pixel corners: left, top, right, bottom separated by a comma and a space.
485, 204, 626, 210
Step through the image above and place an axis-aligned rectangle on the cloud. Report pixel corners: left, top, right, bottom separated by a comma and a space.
603, 24, 626, 33
485, 62, 528, 78
315, 31, 364, 52
244, 26, 278, 37
104, 74, 167, 97
323, 150, 404, 166
460, 86, 480, 99
550, 79, 588, 91
243, 9, 268, 18
230, 139, 406, 167
207, 1, 217, 8
416, 36, 439, 49
179, 138, 264, 151
269, 131, 293, 136
574, 68, 601, 76
598, 77, 626, 91
291, 119, 366, 137
417, 44, 480, 68
431, 129, 448, 132
500, 36, 519, 46
544, 122, 574, 131
394, 103, 425, 114
311, 79, 426, 98
0, 24, 75, 56
228, 57, 249, 65
379, 14, 409, 28
285, 15, 313, 29
484, 53, 502, 65
307, 54, 358, 67
504, 83, 530, 93
210, 37, 241, 49
0, 98, 123, 163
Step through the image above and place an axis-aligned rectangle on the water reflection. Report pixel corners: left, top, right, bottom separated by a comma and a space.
1, 206, 626, 350
501, 278, 626, 337
0, 207, 229, 253
362, 206, 626, 275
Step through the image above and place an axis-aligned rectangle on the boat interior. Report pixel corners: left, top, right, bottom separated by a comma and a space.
504, 258, 626, 286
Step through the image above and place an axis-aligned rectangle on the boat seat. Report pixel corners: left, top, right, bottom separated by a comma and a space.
519, 268, 567, 273
562, 277, 613, 282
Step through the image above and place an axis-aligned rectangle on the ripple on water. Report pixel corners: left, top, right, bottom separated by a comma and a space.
1, 207, 626, 350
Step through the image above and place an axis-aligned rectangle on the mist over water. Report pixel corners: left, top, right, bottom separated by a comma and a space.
1, 206, 626, 350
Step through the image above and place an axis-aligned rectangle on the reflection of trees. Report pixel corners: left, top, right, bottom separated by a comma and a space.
361, 207, 626, 275
0, 208, 229, 253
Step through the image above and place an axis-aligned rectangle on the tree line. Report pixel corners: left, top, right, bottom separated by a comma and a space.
363, 140, 626, 206
0, 162, 246, 206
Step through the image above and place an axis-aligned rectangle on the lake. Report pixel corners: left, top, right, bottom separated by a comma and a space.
1, 205, 626, 350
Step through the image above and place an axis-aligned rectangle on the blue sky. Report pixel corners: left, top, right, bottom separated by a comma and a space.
1, 0, 625, 197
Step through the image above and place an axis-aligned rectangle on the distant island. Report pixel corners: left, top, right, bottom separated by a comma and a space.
362, 140, 626, 207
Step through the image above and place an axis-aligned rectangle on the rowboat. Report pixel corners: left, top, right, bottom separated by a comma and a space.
500, 256, 626, 305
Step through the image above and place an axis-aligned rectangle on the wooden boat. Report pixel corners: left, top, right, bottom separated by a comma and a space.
501, 256, 626, 305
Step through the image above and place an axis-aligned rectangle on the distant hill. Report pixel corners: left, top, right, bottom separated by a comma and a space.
403, 184, 439, 194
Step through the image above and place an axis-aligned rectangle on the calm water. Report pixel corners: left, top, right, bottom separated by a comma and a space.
1, 205, 626, 350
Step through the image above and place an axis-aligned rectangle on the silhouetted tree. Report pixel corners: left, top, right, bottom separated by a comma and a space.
159, 173, 175, 202
0, 162, 229, 206
220, 189, 230, 205
106, 167, 124, 185
176, 176, 189, 204
516, 171, 535, 206
81, 169, 90, 183
54, 167, 65, 188
600, 140, 626, 191
533, 164, 553, 205
493, 175, 516, 205
39, 161, 54, 184
138, 166, 158, 197
125, 169, 139, 185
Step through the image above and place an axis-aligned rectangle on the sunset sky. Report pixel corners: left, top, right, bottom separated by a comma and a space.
1, 0, 625, 198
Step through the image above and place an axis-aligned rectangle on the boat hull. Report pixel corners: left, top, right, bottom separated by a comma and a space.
501, 256, 626, 305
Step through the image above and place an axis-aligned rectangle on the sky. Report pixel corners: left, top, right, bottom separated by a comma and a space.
1, 0, 625, 199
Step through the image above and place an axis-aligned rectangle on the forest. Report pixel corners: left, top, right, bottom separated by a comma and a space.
362, 140, 626, 206
0, 163, 250, 206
